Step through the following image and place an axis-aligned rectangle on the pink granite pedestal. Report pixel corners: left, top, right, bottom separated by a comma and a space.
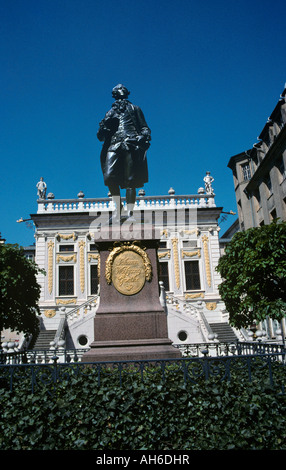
82, 224, 181, 362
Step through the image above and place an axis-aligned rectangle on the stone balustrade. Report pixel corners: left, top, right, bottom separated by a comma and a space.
37, 192, 216, 214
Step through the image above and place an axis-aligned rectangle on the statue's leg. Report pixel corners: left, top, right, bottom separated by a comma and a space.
126, 187, 136, 221
123, 150, 136, 221
108, 183, 122, 223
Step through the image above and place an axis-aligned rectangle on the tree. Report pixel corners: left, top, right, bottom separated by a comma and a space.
216, 220, 286, 329
0, 243, 44, 339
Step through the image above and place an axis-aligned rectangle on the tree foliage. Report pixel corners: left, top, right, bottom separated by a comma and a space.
0, 243, 43, 338
216, 220, 286, 329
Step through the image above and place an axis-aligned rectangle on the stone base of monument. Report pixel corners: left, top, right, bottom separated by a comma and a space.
82, 224, 181, 363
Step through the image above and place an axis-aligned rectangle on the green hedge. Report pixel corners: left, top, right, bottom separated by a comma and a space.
0, 363, 286, 450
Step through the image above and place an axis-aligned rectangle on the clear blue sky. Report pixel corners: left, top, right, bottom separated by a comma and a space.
1, 0, 285, 246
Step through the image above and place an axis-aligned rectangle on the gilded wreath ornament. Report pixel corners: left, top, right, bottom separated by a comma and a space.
105, 242, 152, 286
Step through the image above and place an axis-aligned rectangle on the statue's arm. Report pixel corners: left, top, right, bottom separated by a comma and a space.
97, 109, 119, 142
133, 106, 151, 147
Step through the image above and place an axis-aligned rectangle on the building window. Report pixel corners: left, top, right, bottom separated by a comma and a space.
159, 262, 170, 291
159, 241, 167, 248
90, 265, 99, 295
163, 211, 168, 226
59, 266, 74, 296
178, 330, 188, 342
241, 163, 251, 181
183, 240, 197, 247
59, 245, 74, 252
184, 260, 201, 291
78, 335, 88, 347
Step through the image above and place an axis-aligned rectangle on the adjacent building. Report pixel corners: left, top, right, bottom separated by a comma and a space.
226, 85, 286, 342
228, 85, 286, 230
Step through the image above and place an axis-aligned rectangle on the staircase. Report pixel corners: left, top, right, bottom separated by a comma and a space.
33, 330, 57, 350
208, 323, 238, 343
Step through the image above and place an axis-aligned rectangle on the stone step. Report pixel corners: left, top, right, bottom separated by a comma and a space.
208, 322, 238, 343
33, 330, 57, 350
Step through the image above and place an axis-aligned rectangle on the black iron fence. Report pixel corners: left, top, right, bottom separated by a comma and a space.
174, 341, 286, 357
0, 350, 285, 395
1, 341, 285, 366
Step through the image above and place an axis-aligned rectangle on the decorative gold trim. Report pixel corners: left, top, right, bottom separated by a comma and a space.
56, 254, 77, 263
182, 250, 201, 258
158, 251, 170, 259
105, 242, 152, 285
185, 293, 205, 299
161, 229, 169, 238
88, 253, 99, 261
44, 309, 56, 318
206, 302, 217, 310
202, 235, 211, 287
88, 253, 100, 279
56, 299, 77, 305
47, 241, 54, 295
182, 228, 200, 236
56, 232, 77, 241
171, 238, 180, 289
79, 240, 85, 293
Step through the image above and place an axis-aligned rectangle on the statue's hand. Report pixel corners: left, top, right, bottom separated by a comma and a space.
104, 116, 119, 133
137, 135, 150, 149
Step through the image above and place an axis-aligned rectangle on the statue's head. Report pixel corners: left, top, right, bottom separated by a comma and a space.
112, 84, 130, 99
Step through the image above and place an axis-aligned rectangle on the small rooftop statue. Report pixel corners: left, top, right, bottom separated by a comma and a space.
36, 177, 47, 199
97, 84, 151, 223
203, 171, 214, 195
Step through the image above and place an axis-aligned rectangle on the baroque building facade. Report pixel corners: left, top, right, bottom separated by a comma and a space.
23, 173, 243, 354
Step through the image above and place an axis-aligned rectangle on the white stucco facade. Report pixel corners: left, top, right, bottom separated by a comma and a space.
28, 174, 239, 351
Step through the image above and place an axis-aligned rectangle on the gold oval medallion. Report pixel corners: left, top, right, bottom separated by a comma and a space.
112, 250, 146, 295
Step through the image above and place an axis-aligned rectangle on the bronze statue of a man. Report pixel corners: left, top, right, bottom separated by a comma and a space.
97, 84, 151, 222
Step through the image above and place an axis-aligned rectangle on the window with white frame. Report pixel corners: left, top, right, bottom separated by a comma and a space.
184, 260, 201, 291
159, 261, 170, 291
59, 266, 74, 296
90, 264, 99, 295
241, 163, 251, 181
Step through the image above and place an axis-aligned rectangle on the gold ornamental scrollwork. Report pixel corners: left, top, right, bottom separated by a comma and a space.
56, 232, 77, 241
88, 253, 99, 262
171, 238, 180, 289
47, 241, 54, 295
202, 235, 211, 287
44, 309, 56, 318
185, 293, 205, 299
56, 298, 77, 305
78, 240, 85, 293
182, 250, 201, 258
105, 242, 152, 295
88, 253, 100, 279
56, 254, 77, 263
206, 302, 217, 311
